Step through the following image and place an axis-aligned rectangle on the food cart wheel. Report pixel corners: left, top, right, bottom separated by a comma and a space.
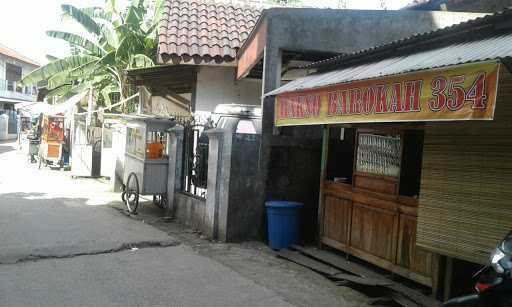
124, 172, 140, 214
120, 183, 126, 202
152, 194, 168, 209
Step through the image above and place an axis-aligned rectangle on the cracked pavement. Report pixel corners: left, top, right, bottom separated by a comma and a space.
0, 141, 294, 307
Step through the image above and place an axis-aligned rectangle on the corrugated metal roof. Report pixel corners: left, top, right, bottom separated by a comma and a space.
267, 33, 512, 96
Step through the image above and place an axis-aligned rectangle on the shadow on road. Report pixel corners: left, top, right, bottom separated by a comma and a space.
0, 192, 176, 265
0, 142, 15, 155
0, 191, 90, 208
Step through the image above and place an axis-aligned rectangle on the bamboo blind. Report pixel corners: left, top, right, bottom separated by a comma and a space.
417, 67, 512, 264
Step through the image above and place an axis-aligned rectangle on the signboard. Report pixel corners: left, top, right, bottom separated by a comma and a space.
275, 61, 500, 126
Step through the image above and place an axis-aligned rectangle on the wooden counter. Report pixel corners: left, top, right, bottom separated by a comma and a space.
320, 179, 439, 288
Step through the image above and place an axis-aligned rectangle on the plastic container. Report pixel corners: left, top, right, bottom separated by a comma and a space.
146, 142, 164, 159
266, 201, 303, 250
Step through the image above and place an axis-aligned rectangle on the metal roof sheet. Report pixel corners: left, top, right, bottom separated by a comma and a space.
267, 33, 512, 96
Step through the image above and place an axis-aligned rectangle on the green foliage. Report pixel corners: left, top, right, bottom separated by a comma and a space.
21, 0, 163, 112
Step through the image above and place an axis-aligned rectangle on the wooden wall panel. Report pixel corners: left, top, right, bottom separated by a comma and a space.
398, 214, 433, 277
47, 144, 60, 158
350, 203, 397, 262
354, 173, 398, 195
322, 195, 351, 244
417, 68, 512, 264
321, 181, 436, 287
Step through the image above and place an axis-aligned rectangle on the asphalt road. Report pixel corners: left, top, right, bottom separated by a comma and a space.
0, 141, 293, 307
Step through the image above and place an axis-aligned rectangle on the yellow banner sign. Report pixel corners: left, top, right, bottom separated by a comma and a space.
275, 61, 500, 126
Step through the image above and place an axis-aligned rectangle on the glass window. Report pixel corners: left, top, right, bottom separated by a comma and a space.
146, 130, 167, 159
126, 126, 145, 159
235, 119, 257, 134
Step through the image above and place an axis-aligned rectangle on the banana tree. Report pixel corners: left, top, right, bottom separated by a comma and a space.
21, 0, 164, 112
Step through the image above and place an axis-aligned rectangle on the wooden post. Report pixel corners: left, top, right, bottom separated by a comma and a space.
86, 88, 93, 127
317, 125, 329, 247
443, 256, 454, 301
431, 254, 441, 299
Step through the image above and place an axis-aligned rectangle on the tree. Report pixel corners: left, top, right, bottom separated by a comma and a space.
21, 0, 164, 112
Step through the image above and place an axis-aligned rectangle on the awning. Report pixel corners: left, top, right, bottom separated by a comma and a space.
16, 91, 88, 116
0, 97, 36, 104
15, 101, 52, 115
267, 34, 512, 97
126, 65, 198, 95
267, 34, 512, 127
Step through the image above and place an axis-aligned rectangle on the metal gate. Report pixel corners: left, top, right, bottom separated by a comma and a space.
182, 124, 209, 198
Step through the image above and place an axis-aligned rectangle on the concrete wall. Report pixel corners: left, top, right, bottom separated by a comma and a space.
167, 126, 264, 242
195, 66, 262, 113
226, 133, 264, 241
148, 95, 191, 117
174, 193, 208, 234
266, 126, 323, 243
263, 9, 485, 56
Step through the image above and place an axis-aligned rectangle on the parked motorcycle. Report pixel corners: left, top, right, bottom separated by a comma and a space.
443, 231, 512, 307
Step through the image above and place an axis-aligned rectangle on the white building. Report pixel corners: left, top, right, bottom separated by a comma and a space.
128, 0, 262, 119
0, 43, 39, 108
0, 43, 39, 139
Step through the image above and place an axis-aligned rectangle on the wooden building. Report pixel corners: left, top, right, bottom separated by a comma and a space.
266, 9, 512, 297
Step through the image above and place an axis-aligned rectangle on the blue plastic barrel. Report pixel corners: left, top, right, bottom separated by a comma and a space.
266, 201, 303, 250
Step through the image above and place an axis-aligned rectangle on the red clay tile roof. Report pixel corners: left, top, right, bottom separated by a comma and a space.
0, 43, 40, 67
158, 0, 261, 65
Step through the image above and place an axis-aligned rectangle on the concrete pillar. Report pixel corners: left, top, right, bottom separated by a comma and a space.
205, 128, 232, 241
259, 44, 282, 203
166, 126, 184, 217
0, 114, 8, 141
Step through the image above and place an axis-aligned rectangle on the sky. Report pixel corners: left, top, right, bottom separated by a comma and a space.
0, 0, 412, 66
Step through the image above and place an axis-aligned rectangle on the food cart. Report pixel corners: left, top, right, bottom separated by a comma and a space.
38, 114, 65, 169
121, 116, 175, 213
